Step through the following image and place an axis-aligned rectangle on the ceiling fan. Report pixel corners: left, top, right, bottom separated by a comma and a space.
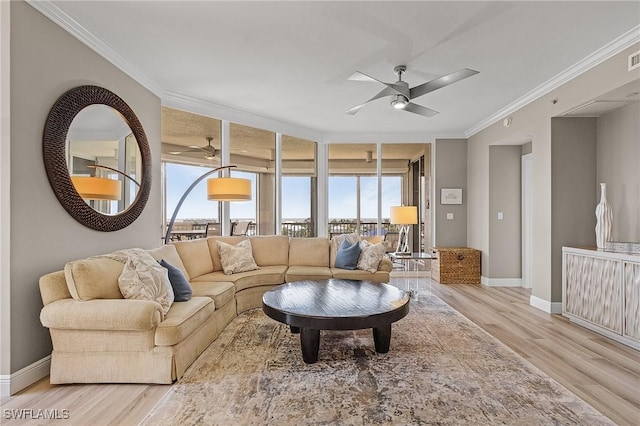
168, 136, 220, 160
346, 65, 479, 117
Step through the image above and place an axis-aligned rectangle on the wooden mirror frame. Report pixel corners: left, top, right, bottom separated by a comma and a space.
43, 85, 152, 231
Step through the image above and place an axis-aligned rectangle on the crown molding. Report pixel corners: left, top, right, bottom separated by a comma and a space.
465, 24, 640, 138
26, 1, 164, 98
319, 132, 464, 144
28, 1, 639, 143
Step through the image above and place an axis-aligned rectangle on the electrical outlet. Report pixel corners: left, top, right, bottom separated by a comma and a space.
446, 213, 454, 220
498, 212, 504, 220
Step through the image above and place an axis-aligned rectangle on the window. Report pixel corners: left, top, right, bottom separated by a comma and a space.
165, 162, 219, 228
230, 122, 274, 235
281, 135, 316, 237
230, 169, 257, 229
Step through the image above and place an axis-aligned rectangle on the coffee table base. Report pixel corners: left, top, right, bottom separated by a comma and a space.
299, 324, 393, 364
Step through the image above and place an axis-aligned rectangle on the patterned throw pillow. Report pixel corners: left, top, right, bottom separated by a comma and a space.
111, 249, 175, 317
357, 240, 387, 273
216, 239, 260, 275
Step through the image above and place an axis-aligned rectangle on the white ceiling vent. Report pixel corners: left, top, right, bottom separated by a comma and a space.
562, 100, 633, 117
629, 50, 640, 71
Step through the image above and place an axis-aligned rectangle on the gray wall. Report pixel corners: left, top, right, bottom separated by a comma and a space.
488, 146, 521, 278
596, 102, 640, 242
434, 139, 467, 247
9, 2, 161, 372
468, 43, 639, 303
551, 118, 597, 299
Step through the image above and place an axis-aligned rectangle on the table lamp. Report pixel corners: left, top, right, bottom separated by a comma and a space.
390, 205, 418, 254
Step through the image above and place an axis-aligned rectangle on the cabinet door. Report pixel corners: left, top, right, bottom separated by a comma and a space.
623, 262, 640, 342
565, 253, 622, 333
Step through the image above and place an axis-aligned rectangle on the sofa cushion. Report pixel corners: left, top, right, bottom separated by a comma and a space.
206, 236, 248, 272
330, 233, 361, 267
358, 240, 388, 273
249, 235, 289, 266
148, 245, 190, 280
334, 239, 361, 270
172, 238, 215, 279
285, 266, 332, 282
289, 238, 329, 267
193, 265, 287, 292
160, 259, 192, 302
64, 258, 124, 301
216, 240, 260, 275
190, 281, 235, 308
378, 257, 394, 273
331, 268, 389, 283
155, 297, 214, 346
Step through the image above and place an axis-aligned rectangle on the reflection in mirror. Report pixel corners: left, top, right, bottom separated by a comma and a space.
66, 105, 141, 215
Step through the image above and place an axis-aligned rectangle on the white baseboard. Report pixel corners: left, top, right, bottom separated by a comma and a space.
0, 355, 50, 396
480, 276, 522, 287
530, 295, 562, 314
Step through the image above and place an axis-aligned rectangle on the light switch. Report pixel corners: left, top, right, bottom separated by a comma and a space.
446, 213, 454, 220
497, 212, 504, 220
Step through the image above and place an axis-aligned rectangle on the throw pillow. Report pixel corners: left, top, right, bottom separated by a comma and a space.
216, 239, 260, 275
334, 239, 361, 270
160, 259, 192, 302
357, 240, 387, 273
111, 248, 175, 317
330, 232, 361, 266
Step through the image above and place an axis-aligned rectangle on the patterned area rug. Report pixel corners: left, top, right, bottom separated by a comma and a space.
142, 291, 612, 425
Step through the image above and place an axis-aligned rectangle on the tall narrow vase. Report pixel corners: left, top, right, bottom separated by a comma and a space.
595, 183, 613, 248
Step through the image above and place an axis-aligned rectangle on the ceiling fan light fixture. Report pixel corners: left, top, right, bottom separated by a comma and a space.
391, 95, 408, 109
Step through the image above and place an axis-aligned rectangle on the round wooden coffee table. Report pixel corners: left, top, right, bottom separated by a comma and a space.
262, 279, 410, 363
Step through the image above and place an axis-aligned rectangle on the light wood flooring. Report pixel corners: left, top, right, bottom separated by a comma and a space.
2, 278, 639, 425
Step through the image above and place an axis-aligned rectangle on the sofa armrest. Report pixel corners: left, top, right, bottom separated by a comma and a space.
378, 257, 393, 272
41, 299, 162, 331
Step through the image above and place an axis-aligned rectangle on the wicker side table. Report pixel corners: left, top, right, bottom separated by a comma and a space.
431, 247, 481, 284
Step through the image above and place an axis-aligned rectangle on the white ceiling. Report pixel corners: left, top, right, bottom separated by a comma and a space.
39, 1, 640, 141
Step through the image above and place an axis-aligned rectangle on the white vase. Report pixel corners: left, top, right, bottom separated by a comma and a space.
595, 183, 613, 248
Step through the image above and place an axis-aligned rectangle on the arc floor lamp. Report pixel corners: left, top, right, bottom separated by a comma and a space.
163, 165, 251, 244
71, 164, 141, 201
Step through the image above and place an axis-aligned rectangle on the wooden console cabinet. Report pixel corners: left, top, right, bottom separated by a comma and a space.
562, 246, 640, 350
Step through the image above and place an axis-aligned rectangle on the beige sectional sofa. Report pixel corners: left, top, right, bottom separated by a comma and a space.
39, 235, 392, 384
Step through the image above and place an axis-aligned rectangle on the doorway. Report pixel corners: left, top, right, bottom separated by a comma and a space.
521, 153, 533, 288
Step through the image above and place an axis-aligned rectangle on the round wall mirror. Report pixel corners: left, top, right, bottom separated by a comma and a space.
43, 85, 152, 231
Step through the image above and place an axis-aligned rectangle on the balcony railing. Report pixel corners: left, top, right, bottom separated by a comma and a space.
171, 220, 402, 239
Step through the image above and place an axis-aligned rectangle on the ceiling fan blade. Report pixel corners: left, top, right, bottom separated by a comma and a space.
409, 68, 479, 100
168, 147, 201, 155
348, 71, 405, 93
348, 71, 384, 83
403, 102, 439, 117
345, 86, 398, 115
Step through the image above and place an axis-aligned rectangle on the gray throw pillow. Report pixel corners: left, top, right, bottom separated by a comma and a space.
334, 239, 361, 270
160, 259, 192, 302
